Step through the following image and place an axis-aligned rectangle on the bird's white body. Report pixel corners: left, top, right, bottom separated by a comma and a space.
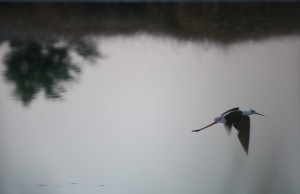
214, 116, 226, 124
214, 109, 260, 124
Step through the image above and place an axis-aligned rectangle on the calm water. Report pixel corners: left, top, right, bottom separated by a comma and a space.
0, 3, 300, 194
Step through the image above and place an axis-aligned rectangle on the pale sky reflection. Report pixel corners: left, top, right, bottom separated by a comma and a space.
0, 34, 300, 194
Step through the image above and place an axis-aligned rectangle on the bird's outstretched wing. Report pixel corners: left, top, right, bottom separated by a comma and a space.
223, 108, 240, 134
233, 115, 250, 154
225, 123, 233, 134
221, 107, 239, 116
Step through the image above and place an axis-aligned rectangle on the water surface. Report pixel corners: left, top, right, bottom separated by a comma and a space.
0, 3, 300, 194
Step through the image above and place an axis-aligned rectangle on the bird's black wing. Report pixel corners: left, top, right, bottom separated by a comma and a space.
221, 107, 239, 116
233, 115, 250, 154
225, 123, 233, 134
224, 110, 241, 134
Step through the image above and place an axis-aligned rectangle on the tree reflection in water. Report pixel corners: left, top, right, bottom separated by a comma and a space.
3, 37, 100, 106
1, 3, 299, 107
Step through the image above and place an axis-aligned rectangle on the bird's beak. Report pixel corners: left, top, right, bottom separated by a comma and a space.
255, 112, 265, 116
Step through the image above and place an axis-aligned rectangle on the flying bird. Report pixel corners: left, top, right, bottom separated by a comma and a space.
192, 107, 264, 154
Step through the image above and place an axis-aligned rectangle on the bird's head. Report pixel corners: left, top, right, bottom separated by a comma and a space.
247, 109, 265, 116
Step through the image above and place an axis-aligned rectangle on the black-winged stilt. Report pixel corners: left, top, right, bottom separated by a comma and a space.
192, 107, 264, 154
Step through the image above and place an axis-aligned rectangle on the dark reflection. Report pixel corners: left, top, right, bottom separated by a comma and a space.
0, 3, 299, 43
2, 37, 100, 106
0, 3, 299, 106
36, 184, 47, 187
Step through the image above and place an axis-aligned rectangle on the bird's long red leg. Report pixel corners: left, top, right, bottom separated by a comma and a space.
192, 121, 217, 132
